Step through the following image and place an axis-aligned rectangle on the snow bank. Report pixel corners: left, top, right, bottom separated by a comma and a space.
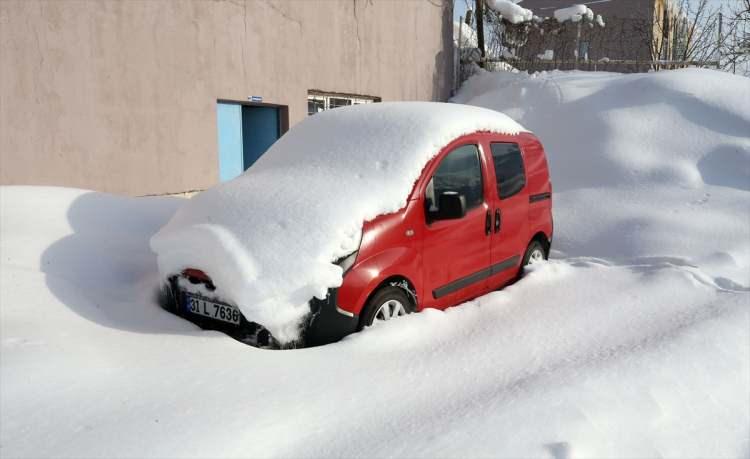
486, 0, 534, 24
150, 102, 526, 343
2, 186, 747, 458
554, 4, 594, 22
2, 69, 749, 457
453, 69, 750, 288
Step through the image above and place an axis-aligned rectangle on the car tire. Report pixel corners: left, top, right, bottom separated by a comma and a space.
519, 240, 547, 275
360, 285, 413, 328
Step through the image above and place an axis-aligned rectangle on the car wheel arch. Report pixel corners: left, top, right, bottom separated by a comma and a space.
357, 275, 418, 329
529, 231, 551, 257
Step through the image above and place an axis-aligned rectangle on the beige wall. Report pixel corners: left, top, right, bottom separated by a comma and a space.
0, 0, 454, 195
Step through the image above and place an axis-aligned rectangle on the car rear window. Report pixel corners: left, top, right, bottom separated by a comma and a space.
490, 142, 526, 199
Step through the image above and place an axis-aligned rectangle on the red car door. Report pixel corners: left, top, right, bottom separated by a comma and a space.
419, 139, 493, 310
484, 137, 531, 290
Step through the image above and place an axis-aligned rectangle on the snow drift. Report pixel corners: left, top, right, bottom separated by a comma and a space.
2, 184, 748, 458
150, 102, 526, 343
453, 68, 750, 289
2, 69, 748, 457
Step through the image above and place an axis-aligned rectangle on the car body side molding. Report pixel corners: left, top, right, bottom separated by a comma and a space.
432, 255, 521, 299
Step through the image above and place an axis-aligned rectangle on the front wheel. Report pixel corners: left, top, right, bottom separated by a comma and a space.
360, 286, 413, 328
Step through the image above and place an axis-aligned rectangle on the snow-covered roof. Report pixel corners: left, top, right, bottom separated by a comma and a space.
150, 102, 526, 343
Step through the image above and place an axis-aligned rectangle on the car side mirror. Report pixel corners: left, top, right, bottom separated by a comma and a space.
436, 192, 466, 220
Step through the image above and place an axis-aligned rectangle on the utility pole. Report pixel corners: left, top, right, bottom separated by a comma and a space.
476, 0, 486, 68
457, 16, 463, 93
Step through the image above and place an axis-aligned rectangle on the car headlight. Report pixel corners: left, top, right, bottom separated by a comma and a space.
334, 250, 359, 274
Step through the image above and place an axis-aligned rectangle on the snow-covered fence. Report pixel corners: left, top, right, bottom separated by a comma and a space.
457, 0, 745, 76
495, 57, 720, 73
477, 1, 607, 74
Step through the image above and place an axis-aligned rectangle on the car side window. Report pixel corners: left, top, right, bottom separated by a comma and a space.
490, 142, 526, 199
425, 144, 483, 217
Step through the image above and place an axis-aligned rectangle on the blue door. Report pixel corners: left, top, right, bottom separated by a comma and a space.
242, 106, 279, 170
216, 102, 281, 182
217, 103, 244, 182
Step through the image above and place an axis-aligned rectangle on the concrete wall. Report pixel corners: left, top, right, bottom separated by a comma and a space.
0, 0, 454, 195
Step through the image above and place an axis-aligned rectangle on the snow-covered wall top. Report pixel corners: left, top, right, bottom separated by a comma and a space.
554, 4, 595, 23
486, 0, 534, 24
150, 102, 526, 343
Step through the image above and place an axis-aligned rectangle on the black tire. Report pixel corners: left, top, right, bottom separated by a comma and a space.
359, 285, 414, 329
519, 240, 547, 276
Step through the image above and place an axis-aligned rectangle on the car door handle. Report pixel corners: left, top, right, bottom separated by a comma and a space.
494, 209, 501, 233
485, 210, 491, 236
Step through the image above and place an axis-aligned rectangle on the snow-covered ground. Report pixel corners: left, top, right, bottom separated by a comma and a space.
453, 69, 750, 289
2, 69, 749, 458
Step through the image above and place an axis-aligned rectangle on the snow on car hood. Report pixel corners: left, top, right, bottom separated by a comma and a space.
150, 102, 527, 343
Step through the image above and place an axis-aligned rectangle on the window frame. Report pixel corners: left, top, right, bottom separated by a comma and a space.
424, 143, 485, 222
307, 91, 380, 115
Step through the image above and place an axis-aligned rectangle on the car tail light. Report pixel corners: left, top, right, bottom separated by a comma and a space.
181, 268, 216, 291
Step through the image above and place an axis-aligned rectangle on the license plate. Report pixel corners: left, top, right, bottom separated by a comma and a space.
184, 293, 242, 325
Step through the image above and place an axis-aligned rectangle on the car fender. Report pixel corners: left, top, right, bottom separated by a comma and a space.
336, 246, 421, 316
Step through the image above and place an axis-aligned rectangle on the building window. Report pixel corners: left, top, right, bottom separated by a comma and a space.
307, 98, 325, 115
307, 91, 380, 115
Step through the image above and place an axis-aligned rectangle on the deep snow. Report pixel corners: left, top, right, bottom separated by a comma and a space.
150, 102, 525, 343
2, 69, 749, 458
453, 69, 750, 289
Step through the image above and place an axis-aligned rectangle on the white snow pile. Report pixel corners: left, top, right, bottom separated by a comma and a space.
554, 4, 594, 22
486, 0, 534, 24
2, 68, 749, 459
2, 180, 748, 457
150, 102, 525, 343
453, 68, 750, 289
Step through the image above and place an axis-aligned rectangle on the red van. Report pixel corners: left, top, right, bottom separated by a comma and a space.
160, 128, 552, 347
304, 131, 552, 344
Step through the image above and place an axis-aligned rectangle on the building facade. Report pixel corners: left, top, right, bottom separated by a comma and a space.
0, 0, 454, 195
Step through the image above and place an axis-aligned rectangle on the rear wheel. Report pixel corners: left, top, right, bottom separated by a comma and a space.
519, 240, 547, 276
360, 286, 413, 328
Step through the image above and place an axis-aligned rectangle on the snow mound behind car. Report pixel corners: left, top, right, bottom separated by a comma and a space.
453, 68, 750, 288
150, 102, 526, 343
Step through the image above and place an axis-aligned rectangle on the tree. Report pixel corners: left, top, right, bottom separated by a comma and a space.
638, 0, 749, 72
722, 0, 750, 74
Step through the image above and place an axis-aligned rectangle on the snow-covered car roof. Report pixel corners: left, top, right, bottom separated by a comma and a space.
150, 101, 527, 343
